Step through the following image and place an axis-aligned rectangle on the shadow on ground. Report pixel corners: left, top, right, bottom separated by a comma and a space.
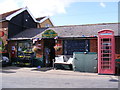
2, 66, 22, 70
1, 66, 30, 74
109, 79, 119, 82
31, 67, 53, 72
1, 70, 16, 73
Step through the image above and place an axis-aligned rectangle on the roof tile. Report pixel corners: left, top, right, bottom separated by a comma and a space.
10, 23, 120, 40
0, 8, 22, 20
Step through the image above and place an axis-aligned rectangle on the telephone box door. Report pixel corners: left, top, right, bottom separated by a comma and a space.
98, 30, 115, 74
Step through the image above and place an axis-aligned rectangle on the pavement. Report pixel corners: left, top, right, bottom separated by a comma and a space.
1, 66, 120, 88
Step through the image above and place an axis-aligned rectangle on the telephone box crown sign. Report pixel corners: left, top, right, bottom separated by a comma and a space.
98, 29, 114, 36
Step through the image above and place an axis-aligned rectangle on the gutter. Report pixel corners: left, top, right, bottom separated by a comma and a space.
7, 38, 32, 41
0, 19, 6, 22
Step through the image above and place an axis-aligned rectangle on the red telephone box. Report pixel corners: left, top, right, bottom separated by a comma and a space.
98, 30, 115, 74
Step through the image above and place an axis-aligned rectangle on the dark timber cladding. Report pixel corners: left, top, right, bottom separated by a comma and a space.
8, 10, 37, 38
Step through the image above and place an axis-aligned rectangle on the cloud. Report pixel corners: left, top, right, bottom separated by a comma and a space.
100, 2, 106, 8
0, 0, 116, 18
0, 0, 78, 17
0, 0, 20, 14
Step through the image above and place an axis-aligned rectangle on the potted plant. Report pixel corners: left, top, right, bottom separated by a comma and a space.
32, 46, 41, 53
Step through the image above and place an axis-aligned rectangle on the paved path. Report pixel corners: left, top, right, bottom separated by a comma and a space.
1, 66, 119, 88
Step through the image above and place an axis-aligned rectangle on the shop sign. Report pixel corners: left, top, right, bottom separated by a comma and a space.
0, 31, 4, 37
42, 29, 58, 38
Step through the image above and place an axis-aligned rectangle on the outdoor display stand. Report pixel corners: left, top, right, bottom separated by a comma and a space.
98, 30, 115, 74
17, 51, 34, 66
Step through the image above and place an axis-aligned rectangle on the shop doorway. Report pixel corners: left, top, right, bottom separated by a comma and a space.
43, 38, 55, 67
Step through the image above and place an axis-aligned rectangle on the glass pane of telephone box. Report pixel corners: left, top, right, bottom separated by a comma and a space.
101, 46, 111, 49
102, 54, 111, 57
103, 38, 109, 42
102, 66, 111, 69
103, 58, 111, 61
101, 62, 111, 65
103, 50, 111, 53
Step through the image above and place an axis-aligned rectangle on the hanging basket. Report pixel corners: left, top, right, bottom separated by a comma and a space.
32, 46, 41, 53
54, 46, 62, 51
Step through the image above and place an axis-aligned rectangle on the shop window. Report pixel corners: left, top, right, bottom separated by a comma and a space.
17, 42, 32, 56
45, 24, 52, 27
64, 40, 90, 55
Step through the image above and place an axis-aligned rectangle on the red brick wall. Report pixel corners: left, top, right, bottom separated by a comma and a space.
115, 36, 120, 59
8, 41, 17, 58
0, 21, 8, 28
55, 39, 63, 55
115, 37, 120, 54
115, 54, 120, 59
90, 39, 98, 52
35, 39, 44, 58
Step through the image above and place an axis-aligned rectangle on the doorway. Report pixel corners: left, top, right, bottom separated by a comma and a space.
43, 38, 55, 67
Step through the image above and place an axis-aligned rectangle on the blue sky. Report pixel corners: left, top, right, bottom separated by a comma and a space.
0, 0, 118, 26
51, 2, 118, 26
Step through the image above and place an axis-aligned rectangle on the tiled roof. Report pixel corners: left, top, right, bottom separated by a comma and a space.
0, 8, 50, 24
0, 8, 22, 20
36, 16, 46, 21
0, 7, 38, 23
48, 23, 119, 37
49, 23, 119, 37
9, 23, 120, 40
10, 28, 48, 40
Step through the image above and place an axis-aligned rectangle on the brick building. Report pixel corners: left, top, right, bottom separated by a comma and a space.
0, 8, 120, 70
0, 7, 53, 54
9, 23, 120, 67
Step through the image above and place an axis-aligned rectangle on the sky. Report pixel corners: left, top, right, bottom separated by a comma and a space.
0, 0, 119, 26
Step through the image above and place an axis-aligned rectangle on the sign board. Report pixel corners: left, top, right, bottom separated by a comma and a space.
42, 29, 58, 38
0, 31, 4, 37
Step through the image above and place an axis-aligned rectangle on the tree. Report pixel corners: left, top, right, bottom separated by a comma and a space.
0, 37, 4, 51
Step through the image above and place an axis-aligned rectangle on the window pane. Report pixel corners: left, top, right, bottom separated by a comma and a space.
64, 40, 90, 55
